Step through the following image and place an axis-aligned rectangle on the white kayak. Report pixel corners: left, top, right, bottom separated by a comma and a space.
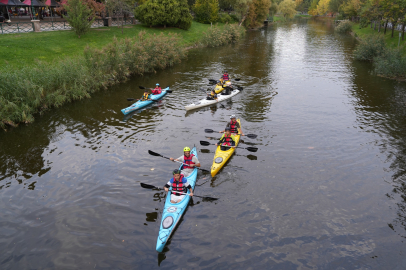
185, 89, 240, 111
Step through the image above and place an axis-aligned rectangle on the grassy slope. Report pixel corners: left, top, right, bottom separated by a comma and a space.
1, 21, 214, 69
352, 23, 406, 53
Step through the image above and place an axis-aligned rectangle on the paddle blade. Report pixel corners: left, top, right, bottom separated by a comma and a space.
237, 86, 243, 91
246, 147, 258, 152
199, 168, 211, 173
204, 129, 215, 133
202, 196, 219, 201
200, 140, 211, 146
139, 86, 146, 89
246, 134, 257, 139
148, 150, 163, 157
234, 78, 241, 81
140, 183, 157, 189
166, 90, 172, 93
127, 98, 135, 101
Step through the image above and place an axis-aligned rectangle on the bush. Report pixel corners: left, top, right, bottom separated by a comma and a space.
373, 48, 406, 79
335, 20, 352, 33
201, 24, 245, 47
0, 33, 186, 129
354, 35, 385, 61
63, 0, 94, 38
229, 13, 240, 23
218, 13, 233, 23
193, 0, 219, 24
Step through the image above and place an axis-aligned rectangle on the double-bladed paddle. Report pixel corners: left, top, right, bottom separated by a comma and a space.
127, 86, 172, 101
148, 150, 210, 173
140, 183, 218, 201
204, 129, 257, 139
139, 85, 173, 93
199, 140, 258, 152
209, 78, 241, 82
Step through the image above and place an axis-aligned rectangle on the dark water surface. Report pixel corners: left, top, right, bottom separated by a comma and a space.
1, 19, 406, 269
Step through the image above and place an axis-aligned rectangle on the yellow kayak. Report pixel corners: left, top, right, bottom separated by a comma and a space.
214, 80, 231, 94
210, 119, 241, 176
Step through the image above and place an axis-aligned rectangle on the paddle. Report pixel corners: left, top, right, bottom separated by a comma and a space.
204, 129, 257, 139
127, 98, 160, 102
148, 150, 211, 173
209, 78, 241, 82
140, 183, 218, 201
199, 140, 258, 152
139, 85, 172, 93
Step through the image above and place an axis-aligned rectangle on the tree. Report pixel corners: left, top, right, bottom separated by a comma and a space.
328, 0, 344, 13
135, 0, 192, 29
244, 0, 271, 27
193, 0, 219, 24
316, 0, 330, 15
63, 0, 95, 38
308, 0, 320, 15
234, 0, 252, 25
278, 0, 296, 18
105, 0, 133, 34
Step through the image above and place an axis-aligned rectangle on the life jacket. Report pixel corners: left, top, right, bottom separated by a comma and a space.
221, 134, 234, 146
222, 73, 229, 81
229, 120, 238, 134
152, 87, 161, 95
182, 154, 195, 170
141, 93, 149, 101
170, 174, 186, 196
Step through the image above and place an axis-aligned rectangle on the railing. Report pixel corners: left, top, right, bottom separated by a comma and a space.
0, 22, 33, 34
41, 21, 72, 31
111, 17, 133, 27
92, 19, 104, 28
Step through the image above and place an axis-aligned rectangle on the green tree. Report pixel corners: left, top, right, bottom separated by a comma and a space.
193, 0, 219, 24
278, 0, 296, 18
177, 0, 193, 29
63, 0, 94, 38
245, 0, 271, 27
328, 0, 344, 12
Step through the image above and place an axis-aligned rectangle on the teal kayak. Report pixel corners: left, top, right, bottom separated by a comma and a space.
121, 87, 169, 115
156, 147, 198, 252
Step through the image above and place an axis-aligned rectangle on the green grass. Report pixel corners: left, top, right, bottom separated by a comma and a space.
0, 21, 216, 69
352, 23, 406, 55
273, 15, 284, 22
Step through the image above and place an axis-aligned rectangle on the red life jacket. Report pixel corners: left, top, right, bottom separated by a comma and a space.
222, 73, 229, 81
222, 134, 233, 146
229, 120, 238, 134
152, 87, 161, 95
170, 174, 185, 196
182, 154, 195, 169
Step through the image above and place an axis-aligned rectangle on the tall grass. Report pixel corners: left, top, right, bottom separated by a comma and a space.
201, 24, 245, 47
354, 35, 385, 61
0, 32, 185, 129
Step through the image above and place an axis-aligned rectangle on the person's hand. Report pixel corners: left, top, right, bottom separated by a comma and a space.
232, 146, 236, 148
215, 143, 218, 146
170, 158, 174, 161
219, 131, 223, 133
189, 192, 194, 197
164, 187, 169, 192
242, 133, 245, 136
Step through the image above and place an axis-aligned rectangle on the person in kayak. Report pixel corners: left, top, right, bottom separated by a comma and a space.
206, 89, 218, 100
220, 115, 245, 135
151, 83, 162, 95
216, 127, 236, 151
164, 169, 194, 203
139, 89, 152, 101
169, 147, 201, 177
222, 81, 233, 95
222, 71, 229, 81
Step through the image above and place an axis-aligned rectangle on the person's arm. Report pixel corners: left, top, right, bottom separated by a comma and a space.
190, 157, 201, 167
184, 182, 193, 196
216, 134, 225, 146
170, 156, 183, 162
164, 181, 171, 192
237, 122, 244, 136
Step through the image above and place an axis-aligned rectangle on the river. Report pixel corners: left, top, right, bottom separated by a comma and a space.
1, 18, 406, 269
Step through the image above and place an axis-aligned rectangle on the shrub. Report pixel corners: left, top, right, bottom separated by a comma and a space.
373, 48, 406, 79
354, 35, 385, 61
193, 0, 219, 24
201, 24, 245, 47
229, 13, 240, 23
219, 13, 233, 24
335, 20, 352, 33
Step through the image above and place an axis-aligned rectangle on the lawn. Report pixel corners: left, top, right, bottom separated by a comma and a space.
352, 23, 406, 53
0, 21, 215, 69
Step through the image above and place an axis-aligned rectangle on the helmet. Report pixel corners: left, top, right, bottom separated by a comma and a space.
156, 83, 159, 86
225, 127, 231, 131
183, 147, 191, 152
230, 115, 236, 119
224, 70, 228, 73
144, 89, 148, 92
173, 169, 181, 175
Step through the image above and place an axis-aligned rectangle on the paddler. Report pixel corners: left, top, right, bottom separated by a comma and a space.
221, 70, 230, 82
216, 127, 236, 151
151, 83, 162, 95
164, 169, 194, 203
222, 81, 233, 95
139, 89, 152, 101
220, 115, 245, 136
169, 147, 201, 177
206, 89, 218, 100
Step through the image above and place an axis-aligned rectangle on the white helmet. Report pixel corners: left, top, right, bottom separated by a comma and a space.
230, 115, 236, 119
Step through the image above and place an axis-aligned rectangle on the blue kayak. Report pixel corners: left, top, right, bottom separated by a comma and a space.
156, 147, 198, 252
121, 87, 169, 115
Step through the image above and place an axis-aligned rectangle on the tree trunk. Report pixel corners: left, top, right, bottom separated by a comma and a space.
371, 21, 373, 28
374, 20, 376, 30
378, 19, 381, 32
402, 23, 405, 41
391, 21, 395, 38
384, 19, 388, 34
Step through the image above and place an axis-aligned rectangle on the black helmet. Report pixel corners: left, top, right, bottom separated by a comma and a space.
173, 169, 181, 175
225, 127, 231, 131
224, 70, 228, 73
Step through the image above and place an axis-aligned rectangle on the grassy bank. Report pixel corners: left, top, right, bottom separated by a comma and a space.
1, 21, 215, 69
0, 23, 245, 129
352, 23, 406, 55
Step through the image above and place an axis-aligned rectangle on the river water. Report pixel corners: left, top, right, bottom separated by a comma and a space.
1, 18, 406, 269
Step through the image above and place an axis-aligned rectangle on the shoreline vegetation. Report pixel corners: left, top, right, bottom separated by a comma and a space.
0, 22, 244, 130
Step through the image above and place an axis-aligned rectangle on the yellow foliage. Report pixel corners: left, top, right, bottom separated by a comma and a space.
278, 0, 296, 18
295, 0, 303, 7
316, 0, 330, 15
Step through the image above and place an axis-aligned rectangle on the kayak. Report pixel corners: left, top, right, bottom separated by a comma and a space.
214, 80, 231, 94
185, 89, 240, 111
156, 147, 198, 252
121, 87, 169, 115
210, 119, 241, 177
